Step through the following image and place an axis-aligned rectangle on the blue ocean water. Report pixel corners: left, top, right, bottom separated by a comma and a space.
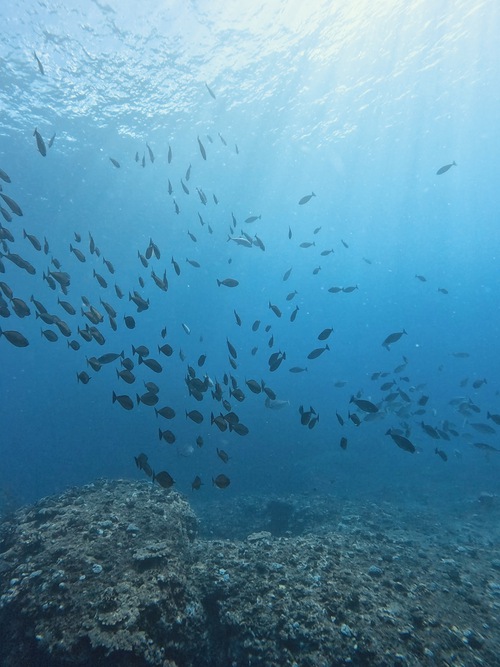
0, 0, 499, 512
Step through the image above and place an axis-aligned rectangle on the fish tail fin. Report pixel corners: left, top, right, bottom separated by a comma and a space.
112, 391, 117, 403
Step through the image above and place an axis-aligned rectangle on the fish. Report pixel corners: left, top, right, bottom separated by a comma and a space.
0, 327, 29, 347
197, 136, 207, 160
228, 236, 252, 248
336, 412, 344, 426
318, 328, 333, 341
0, 193, 23, 217
470, 422, 496, 435
146, 143, 154, 163
307, 344, 330, 360
269, 302, 282, 318
438, 287, 449, 294
341, 239, 349, 248
186, 258, 201, 268
137, 392, 159, 407
350, 396, 378, 413
245, 379, 262, 394
109, 157, 120, 168
205, 83, 216, 99
159, 429, 176, 444
265, 397, 289, 410
436, 161, 457, 175
328, 286, 342, 293
135, 453, 153, 478
268, 350, 286, 371
421, 422, 440, 439
217, 278, 239, 288
233, 310, 241, 326
23, 230, 41, 251
299, 242, 315, 248
342, 285, 358, 293
155, 406, 176, 419
151, 269, 168, 292
191, 475, 203, 490
76, 371, 91, 385
93, 270, 108, 288
97, 351, 124, 364
245, 215, 261, 223
144, 381, 160, 394
473, 442, 499, 453
435, 448, 448, 461
0, 206, 12, 222
171, 257, 181, 276
386, 429, 416, 453
290, 306, 299, 322
124, 315, 136, 329
217, 448, 229, 463
286, 290, 298, 301
33, 128, 46, 156
112, 391, 134, 411
340, 437, 348, 450
382, 330, 407, 351
380, 381, 395, 391
116, 369, 135, 384
154, 471, 175, 489
298, 192, 316, 205
33, 51, 45, 75
487, 412, 500, 425
218, 132, 227, 145
283, 267, 292, 281
70, 244, 86, 262
348, 411, 361, 426
182, 181, 190, 196
288, 226, 292, 239
289, 367, 307, 373
415, 274, 427, 282
213, 474, 230, 489
321, 249, 334, 256
186, 409, 204, 424
226, 338, 237, 359
158, 343, 174, 357
138, 357, 163, 373
0, 168, 11, 183
211, 412, 228, 432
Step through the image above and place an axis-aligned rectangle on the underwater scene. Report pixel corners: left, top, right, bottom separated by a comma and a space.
1, 1, 500, 665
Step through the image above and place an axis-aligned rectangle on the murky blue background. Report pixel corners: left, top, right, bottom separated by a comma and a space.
1, 0, 499, 511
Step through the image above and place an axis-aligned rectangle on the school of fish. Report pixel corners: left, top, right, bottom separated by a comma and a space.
1, 61, 494, 493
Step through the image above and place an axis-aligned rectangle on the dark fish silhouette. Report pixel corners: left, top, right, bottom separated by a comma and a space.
298, 192, 316, 205
436, 161, 456, 175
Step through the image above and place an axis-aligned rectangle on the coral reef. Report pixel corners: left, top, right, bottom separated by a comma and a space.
0, 480, 499, 666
